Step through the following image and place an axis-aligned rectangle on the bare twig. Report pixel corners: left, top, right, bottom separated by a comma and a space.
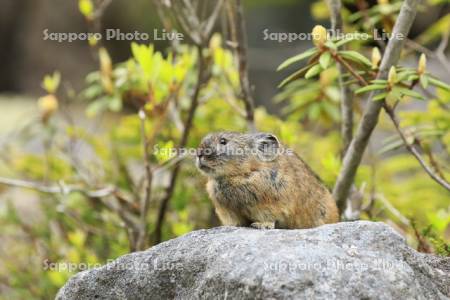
343, 183, 366, 220
98, 195, 140, 251
0, 128, 143, 250
421, 142, 447, 180
153, 153, 190, 173
436, 29, 449, 54
217, 74, 248, 117
435, 30, 450, 75
113, 150, 140, 202
405, 39, 434, 56
227, 0, 256, 132
150, 0, 224, 243
136, 109, 153, 250
153, 46, 208, 244
202, 0, 225, 39
375, 193, 410, 226
168, 0, 223, 46
93, 0, 112, 19
84, 0, 113, 55
405, 37, 450, 76
171, 1, 202, 45
0, 176, 115, 198
181, 0, 202, 29
362, 141, 377, 218
383, 104, 450, 191
332, 0, 421, 212
327, 0, 354, 154
333, 53, 369, 86
222, 89, 247, 117
168, 101, 185, 132
410, 219, 434, 253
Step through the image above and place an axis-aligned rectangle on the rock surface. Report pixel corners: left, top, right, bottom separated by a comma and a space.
56, 221, 450, 300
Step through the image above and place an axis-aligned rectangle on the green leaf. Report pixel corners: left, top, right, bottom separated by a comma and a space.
339, 51, 372, 67
172, 222, 193, 236
319, 52, 332, 69
278, 64, 314, 88
41, 71, 61, 94
348, 11, 363, 23
108, 96, 123, 111
324, 86, 340, 102
322, 102, 340, 121
355, 84, 387, 94
131, 43, 154, 82
82, 84, 103, 99
86, 71, 100, 83
394, 87, 425, 100
420, 75, 429, 89
343, 79, 358, 85
308, 103, 321, 120
407, 74, 419, 81
68, 230, 87, 248
427, 77, 450, 90
304, 64, 322, 79
277, 48, 318, 71
373, 92, 388, 101
86, 97, 109, 117
149, 52, 163, 84
48, 270, 71, 287
155, 140, 175, 163
387, 89, 402, 102
335, 37, 357, 47
370, 79, 388, 84
324, 41, 337, 51
79, 0, 94, 18
378, 138, 404, 154
397, 70, 417, 82
307, 51, 322, 65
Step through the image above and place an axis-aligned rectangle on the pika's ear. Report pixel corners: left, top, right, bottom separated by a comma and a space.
255, 133, 280, 153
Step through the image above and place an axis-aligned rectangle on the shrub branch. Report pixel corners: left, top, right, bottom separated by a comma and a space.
332, 0, 422, 212
383, 104, 450, 191
326, 0, 354, 154
227, 0, 256, 132
153, 45, 209, 244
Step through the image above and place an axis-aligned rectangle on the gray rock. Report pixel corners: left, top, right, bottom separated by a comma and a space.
56, 221, 450, 300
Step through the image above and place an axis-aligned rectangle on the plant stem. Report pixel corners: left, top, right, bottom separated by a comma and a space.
136, 108, 153, 251
228, 0, 256, 132
332, 53, 369, 86
326, 0, 354, 155
338, 32, 449, 193
383, 104, 450, 191
153, 45, 207, 244
332, 0, 421, 212
0, 176, 115, 197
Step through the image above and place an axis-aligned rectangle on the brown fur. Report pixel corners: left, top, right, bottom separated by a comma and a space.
196, 132, 339, 229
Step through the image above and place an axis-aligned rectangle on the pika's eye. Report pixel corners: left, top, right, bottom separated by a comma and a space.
219, 138, 227, 145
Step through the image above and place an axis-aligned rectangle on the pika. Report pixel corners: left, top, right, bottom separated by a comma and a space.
196, 132, 339, 229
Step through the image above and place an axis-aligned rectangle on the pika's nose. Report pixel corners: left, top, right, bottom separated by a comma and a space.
197, 148, 204, 158
197, 147, 213, 159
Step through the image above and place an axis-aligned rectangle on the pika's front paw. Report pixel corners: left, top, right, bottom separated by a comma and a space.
250, 222, 275, 230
